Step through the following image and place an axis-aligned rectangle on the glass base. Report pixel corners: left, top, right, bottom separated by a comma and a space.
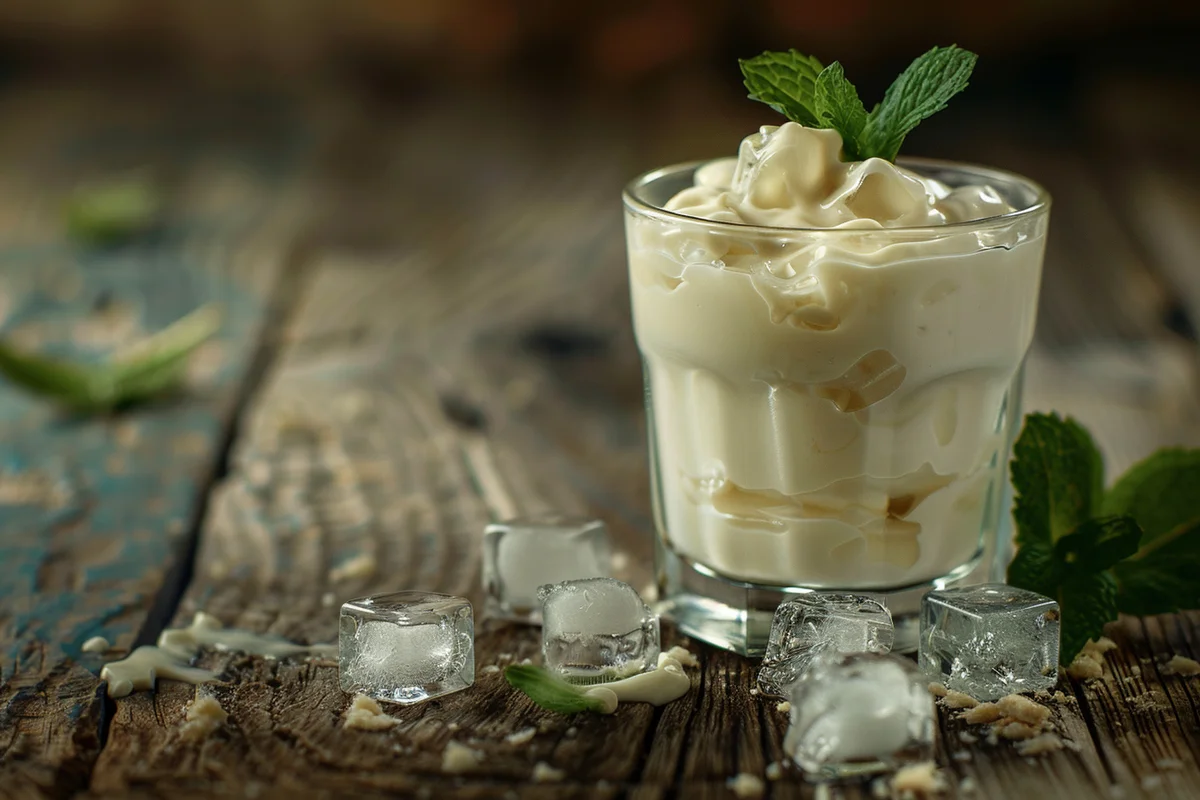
654, 539, 985, 657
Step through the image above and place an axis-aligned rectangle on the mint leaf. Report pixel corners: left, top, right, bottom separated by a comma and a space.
504, 665, 611, 715
0, 305, 219, 412
859, 45, 977, 162
1007, 540, 1056, 598
739, 50, 824, 128
1059, 571, 1119, 667
814, 63, 868, 160
1011, 413, 1104, 547
1099, 448, 1200, 615
1055, 516, 1141, 574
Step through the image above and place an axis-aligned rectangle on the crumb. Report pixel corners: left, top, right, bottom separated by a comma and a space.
1156, 758, 1184, 770
765, 762, 783, 781
1162, 655, 1200, 676
928, 681, 948, 697
726, 773, 765, 799
996, 721, 1040, 740
1130, 664, 1141, 677
447, 722, 459, 731
499, 653, 513, 661
1130, 691, 1166, 712
505, 727, 537, 746
997, 694, 1051, 727
1140, 775, 1163, 791
749, 687, 760, 696
343, 694, 399, 731
960, 702, 1002, 725
520, 658, 533, 666
329, 553, 376, 582
953, 750, 972, 762
441, 740, 483, 773
565, 727, 577, 738
776, 701, 791, 713
941, 690, 979, 709
1089, 637, 1119, 654
1053, 691, 1071, 704
891, 761, 945, 795
81, 636, 110, 653
321, 592, 336, 607
663, 645, 699, 668
958, 731, 978, 744
986, 729, 999, 746
960, 776, 978, 793
180, 696, 227, 741
1062, 738, 1082, 752
481, 665, 500, 674
871, 778, 890, 799
1068, 638, 1119, 680
1109, 785, 1126, 799
532, 762, 565, 783
1016, 733, 1064, 755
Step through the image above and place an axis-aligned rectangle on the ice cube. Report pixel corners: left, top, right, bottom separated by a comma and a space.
483, 517, 612, 623
918, 583, 1060, 701
758, 593, 894, 696
784, 652, 934, 778
539, 578, 659, 684
339, 592, 474, 705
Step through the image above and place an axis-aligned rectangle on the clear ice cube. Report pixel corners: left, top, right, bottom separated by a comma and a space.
784, 652, 933, 778
339, 591, 474, 705
758, 593, 894, 696
483, 517, 613, 624
539, 577, 659, 684
919, 583, 1060, 701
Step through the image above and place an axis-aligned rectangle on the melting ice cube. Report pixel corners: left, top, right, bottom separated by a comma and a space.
539, 578, 659, 684
339, 592, 474, 705
758, 593, 894, 697
919, 583, 1060, 701
483, 517, 612, 624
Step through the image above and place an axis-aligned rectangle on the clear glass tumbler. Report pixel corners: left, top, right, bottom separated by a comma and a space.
623, 159, 1050, 655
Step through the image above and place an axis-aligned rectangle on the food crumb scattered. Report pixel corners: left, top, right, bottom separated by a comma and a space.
1053, 691, 1071, 704
520, 658, 533, 666
960, 776, 978, 794
891, 761, 946, 796
565, 727, 578, 738
441, 740, 483, 773
726, 773, 765, 798
1016, 733, 1064, 755
1068, 637, 1118, 680
180, 695, 227, 741
447, 722, 460, 731
329, 553, 376, 582
321, 592, 336, 608
940, 690, 979, 709
663, 645, 700, 668
1141, 775, 1163, 791
1156, 758, 1184, 770
776, 701, 791, 713
958, 731, 978, 744
532, 762, 565, 783
749, 687, 760, 696
996, 721, 1039, 741
1162, 655, 1200, 676
343, 694, 399, 731
505, 727, 537, 746
928, 681, 948, 697
1129, 664, 1141, 677
953, 750, 972, 762
481, 665, 500, 674
960, 702, 1002, 725
765, 762, 783, 781
81, 636, 110, 653
996, 694, 1051, 727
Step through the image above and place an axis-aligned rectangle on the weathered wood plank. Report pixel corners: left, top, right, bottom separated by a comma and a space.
0, 80, 312, 798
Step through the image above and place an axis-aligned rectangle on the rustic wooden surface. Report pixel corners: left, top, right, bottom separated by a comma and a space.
1, 67, 1199, 800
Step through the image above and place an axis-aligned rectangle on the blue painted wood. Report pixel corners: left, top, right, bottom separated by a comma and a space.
0, 81, 309, 795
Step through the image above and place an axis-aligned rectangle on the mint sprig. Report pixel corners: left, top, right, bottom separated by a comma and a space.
739, 45, 977, 162
1007, 413, 1200, 664
504, 665, 612, 715
0, 305, 220, 412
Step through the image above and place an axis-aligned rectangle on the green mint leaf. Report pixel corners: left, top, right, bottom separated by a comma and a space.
859, 45, 977, 162
66, 175, 160, 244
1007, 540, 1057, 599
0, 305, 219, 412
1010, 413, 1104, 548
1099, 448, 1200, 615
1058, 571, 1119, 667
1054, 516, 1142, 574
814, 62, 868, 160
739, 49, 824, 128
504, 665, 610, 715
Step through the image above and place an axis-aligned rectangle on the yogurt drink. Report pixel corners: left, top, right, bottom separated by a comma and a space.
623, 123, 1049, 654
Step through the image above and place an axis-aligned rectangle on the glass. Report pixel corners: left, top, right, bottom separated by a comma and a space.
623, 159, 1050, 656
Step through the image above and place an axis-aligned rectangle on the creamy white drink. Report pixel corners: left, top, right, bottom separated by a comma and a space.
625, 123, 1047, 592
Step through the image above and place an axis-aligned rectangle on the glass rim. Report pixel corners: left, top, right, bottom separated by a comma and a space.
622, 156, 1051, 236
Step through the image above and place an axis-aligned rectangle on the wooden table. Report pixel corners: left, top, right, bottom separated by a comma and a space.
2, 71, 1199, 800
